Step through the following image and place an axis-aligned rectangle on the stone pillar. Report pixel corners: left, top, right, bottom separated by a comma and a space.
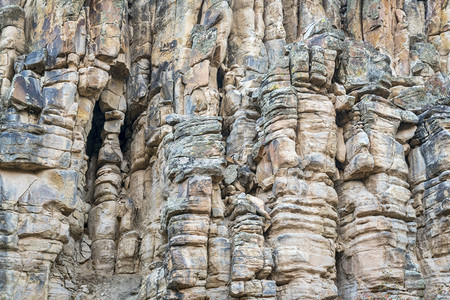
254, 22, 344, 297
0, 5, 25, 98
336, 40, 424, 299
88, 76, 127, 275
409, 106, 450, 298
225, 193, 275, 299
161, 116, 225, 299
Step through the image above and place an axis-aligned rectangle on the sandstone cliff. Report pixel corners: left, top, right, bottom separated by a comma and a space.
0, 0, 449, 299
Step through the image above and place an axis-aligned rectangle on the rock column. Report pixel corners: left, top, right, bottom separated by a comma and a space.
336, 41, 424, 298
0, 5, 25, 98
161, 116, 225, 299
409, 106, 450, 297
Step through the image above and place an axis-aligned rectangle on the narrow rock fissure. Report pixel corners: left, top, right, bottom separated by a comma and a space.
84, 101, 105, 205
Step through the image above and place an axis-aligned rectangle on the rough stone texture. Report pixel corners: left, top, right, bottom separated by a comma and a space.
0, 0, 449, 299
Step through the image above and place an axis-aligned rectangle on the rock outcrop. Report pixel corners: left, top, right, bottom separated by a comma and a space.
0, 0, 449, 299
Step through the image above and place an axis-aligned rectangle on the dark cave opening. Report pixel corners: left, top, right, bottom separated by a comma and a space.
86, 101, 105, 159
84, 101, 105, 205
217, 65, 225, 90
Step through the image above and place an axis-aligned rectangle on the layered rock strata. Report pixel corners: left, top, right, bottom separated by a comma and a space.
0, 0, 449, 299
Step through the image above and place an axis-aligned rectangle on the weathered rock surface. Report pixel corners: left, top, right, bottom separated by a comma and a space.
0, 0, 449, 299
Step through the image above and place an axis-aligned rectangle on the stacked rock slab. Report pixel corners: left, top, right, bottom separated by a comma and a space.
253, 22, 343, 298
336, 41, 425, 299
409, 105, 450, 298
161, 116, 225, 299
0, 0, 450, 299
0, 4, 82, 297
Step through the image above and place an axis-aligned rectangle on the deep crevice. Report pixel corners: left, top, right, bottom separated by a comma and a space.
84, 101, 105, 204
86, 102, 105, 159
197, 0, 205, 25
217, 66, 225, 90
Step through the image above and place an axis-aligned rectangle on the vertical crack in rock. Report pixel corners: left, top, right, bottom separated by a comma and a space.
0, 0, 449, 299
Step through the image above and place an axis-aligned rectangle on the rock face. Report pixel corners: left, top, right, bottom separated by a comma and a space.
0, 0, 449, 299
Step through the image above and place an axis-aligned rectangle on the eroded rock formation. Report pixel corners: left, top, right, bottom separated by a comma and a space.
0, 0, 449, 299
